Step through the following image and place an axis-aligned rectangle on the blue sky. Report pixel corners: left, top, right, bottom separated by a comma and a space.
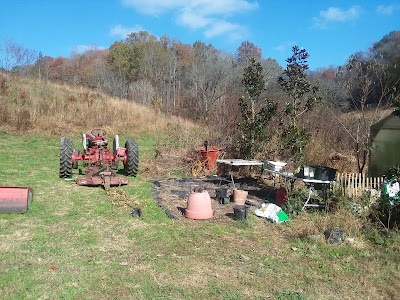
1, 0, 399, 70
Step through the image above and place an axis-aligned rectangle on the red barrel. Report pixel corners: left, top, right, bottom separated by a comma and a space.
276, 187, 287, 207
0, 187, 33, 213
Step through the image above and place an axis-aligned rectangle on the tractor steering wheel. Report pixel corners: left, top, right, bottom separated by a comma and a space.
91, 128, 106, 137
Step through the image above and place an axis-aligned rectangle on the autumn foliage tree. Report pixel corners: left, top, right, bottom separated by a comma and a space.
237, 41, 262, 64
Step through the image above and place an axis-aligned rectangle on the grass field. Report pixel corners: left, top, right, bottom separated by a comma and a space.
1, 132, 400, 300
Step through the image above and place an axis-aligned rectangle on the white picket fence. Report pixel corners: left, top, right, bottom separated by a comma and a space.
335, 172, 384, 198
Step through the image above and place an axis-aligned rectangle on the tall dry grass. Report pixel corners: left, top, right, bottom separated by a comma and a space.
282, 208, 367, 242
0, 73, 201, 138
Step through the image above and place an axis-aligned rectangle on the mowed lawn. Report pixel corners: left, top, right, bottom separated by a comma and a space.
0, 132, 400, 300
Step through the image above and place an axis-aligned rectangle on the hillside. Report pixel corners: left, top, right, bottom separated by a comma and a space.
0, 73, 202, 136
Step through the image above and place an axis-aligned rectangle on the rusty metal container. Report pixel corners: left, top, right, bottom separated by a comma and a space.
0, 187, 33, 213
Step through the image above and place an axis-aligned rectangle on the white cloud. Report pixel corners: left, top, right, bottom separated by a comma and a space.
204, 21, 242, 38
274, 41, 296, 52
376, 4, 400, 15
122, 0, 258, 38
321, 6, 360, 22
109, 24, 144, 39
178, 8, 211, 29
313, 6, 360, 29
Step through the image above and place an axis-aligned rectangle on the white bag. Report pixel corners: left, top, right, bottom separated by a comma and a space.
255, 203, 282, 223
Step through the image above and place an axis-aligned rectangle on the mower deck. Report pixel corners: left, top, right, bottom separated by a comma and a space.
76, 165, 128, 190
76, 175, 128, 189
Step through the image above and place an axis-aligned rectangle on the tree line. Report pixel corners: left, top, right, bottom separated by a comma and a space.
1, 31, 399, 171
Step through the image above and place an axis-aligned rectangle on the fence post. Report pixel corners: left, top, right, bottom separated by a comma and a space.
362, 173, 366, 195
347, 172, 351, 198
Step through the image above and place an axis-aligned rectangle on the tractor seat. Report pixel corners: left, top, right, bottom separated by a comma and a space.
86, 133, 108, 148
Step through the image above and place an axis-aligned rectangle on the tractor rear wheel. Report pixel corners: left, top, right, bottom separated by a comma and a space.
60, 137, 73, 178
124, 139, 139, 177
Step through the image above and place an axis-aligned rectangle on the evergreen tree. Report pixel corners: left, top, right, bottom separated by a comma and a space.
237, 58, 277, 159
278, 46, 320, 163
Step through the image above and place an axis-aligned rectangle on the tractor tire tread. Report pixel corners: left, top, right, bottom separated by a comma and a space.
60, 137, 73, 178
124, 139, 139, 177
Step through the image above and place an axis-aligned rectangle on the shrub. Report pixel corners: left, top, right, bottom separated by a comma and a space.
16, 108, 31, 131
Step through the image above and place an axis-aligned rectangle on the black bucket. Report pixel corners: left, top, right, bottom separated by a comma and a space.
313, 166, 337, 181
233, 205, 249, 220
216, 188, 228, 198
217, 188, 229, 204
131, 207, 142, 218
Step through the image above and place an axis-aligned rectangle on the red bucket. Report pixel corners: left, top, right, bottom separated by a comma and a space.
197, 146, 221, 170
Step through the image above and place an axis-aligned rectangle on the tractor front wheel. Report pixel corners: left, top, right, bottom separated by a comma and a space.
60, 137, 73, 178
124, 139, 139, 177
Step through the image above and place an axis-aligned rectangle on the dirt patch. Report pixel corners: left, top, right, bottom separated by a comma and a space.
107, 188, 141, 210
150, 176, 276, 222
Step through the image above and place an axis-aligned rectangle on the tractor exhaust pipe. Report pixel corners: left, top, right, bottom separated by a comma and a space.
0, 187, 33, 213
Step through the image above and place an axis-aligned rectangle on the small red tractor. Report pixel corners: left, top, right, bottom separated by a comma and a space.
59, 129, 139, 189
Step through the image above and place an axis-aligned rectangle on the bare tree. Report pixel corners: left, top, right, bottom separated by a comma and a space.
91, 57, 130, 98
0, 39, 37, 75
129, 79, 156, 104
338, 53, 399, 173
187, 42, 233, 122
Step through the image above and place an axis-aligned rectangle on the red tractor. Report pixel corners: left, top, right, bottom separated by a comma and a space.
59, 129, 139, 189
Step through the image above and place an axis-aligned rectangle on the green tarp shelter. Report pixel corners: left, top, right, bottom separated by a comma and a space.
369, 112, 400, 177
